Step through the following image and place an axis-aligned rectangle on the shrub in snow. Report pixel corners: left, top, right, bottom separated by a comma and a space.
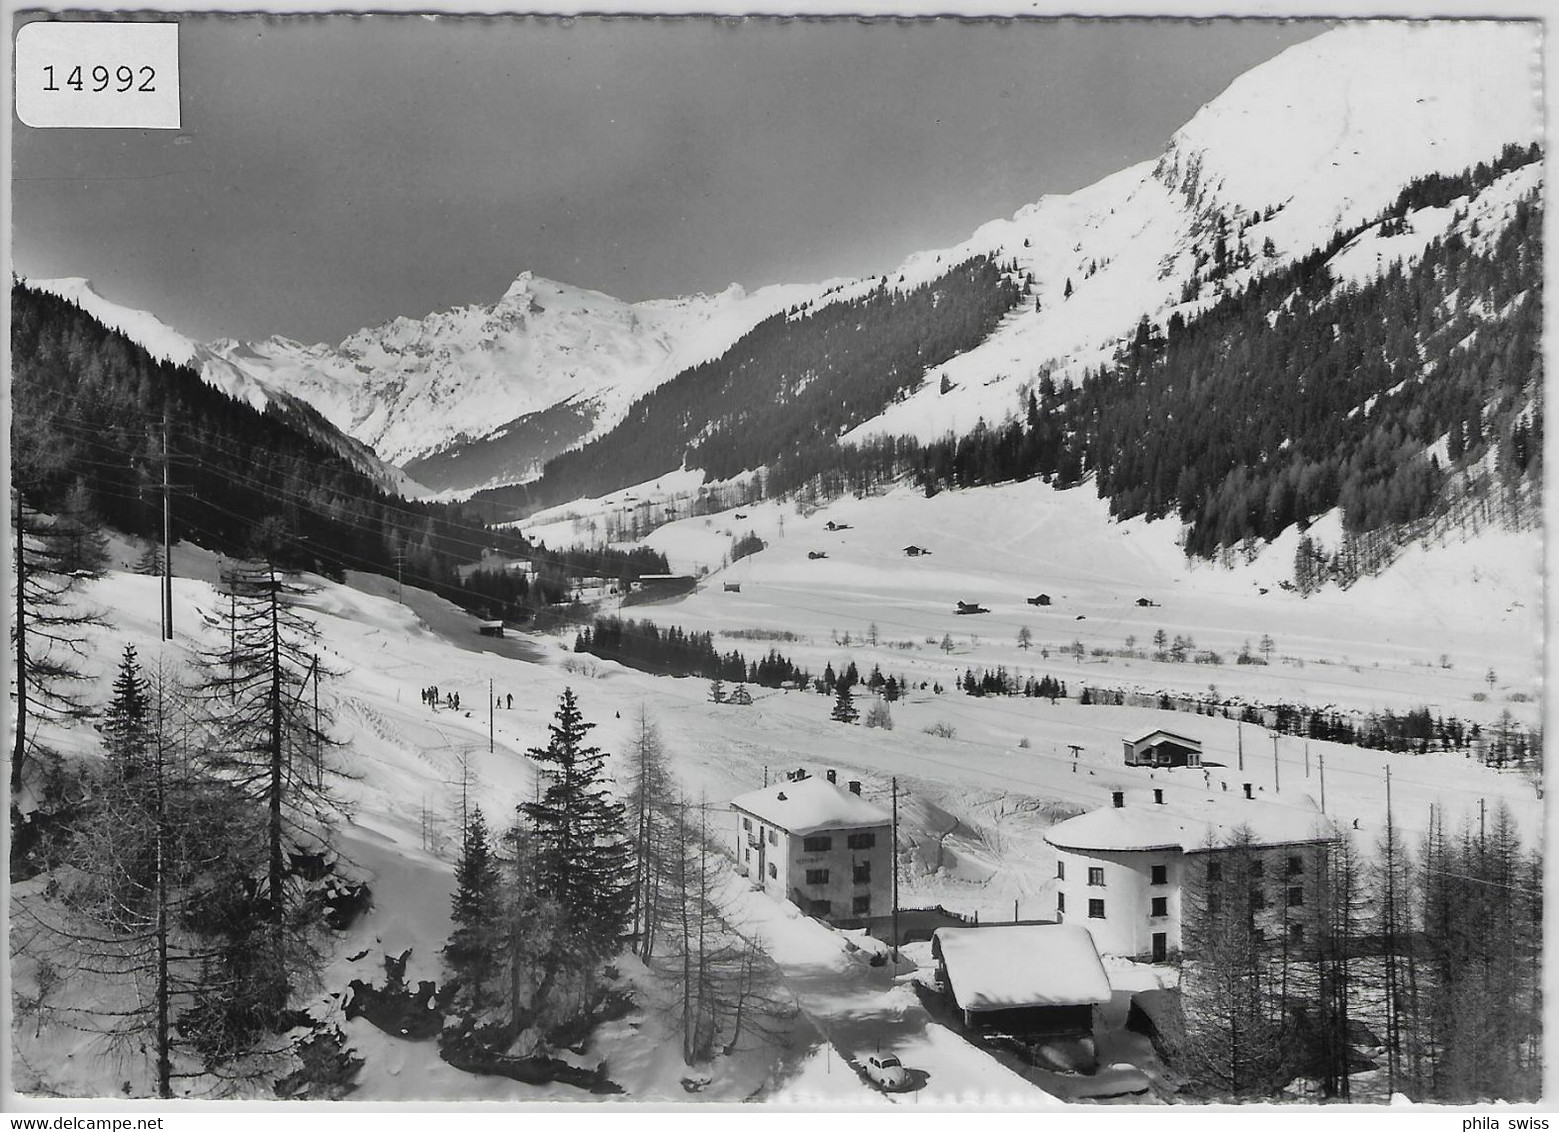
923, 721, 956, 739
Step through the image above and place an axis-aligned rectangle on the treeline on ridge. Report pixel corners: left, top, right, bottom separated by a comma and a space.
492, 254, 1022, 512
10, 282, 667, 614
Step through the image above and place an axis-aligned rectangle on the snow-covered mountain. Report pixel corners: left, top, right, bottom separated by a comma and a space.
840, 20, 1539, 445
43, 23, 1539, 504
200, 273, 826, 490
27, 277, 427, 500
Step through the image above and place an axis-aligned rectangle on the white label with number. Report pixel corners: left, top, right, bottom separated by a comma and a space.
15, 22, 180, 129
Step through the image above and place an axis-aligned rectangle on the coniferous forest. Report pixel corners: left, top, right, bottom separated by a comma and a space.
10, 282, 669, 617
489, 254, 1022, 510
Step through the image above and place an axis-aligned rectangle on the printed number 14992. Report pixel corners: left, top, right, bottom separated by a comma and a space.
43, 64, 156, 92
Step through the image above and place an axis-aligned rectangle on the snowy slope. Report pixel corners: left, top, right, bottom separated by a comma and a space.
31, 276, 202, 369
26, 278, 428, 498
843, 21, 1540, 445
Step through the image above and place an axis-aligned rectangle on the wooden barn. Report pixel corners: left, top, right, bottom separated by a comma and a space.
477, 620, 505, 638
932, 924, 1111, 1041
1122, 728, 1202, 768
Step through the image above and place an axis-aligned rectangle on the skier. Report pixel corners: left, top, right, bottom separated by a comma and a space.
506, 693, 513, 710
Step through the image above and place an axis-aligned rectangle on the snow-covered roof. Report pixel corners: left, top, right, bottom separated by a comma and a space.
729, 776, 891, 836
1128, 728, 1201, 749
1045, 802, 1330, 855
934, 925, 1111, 1010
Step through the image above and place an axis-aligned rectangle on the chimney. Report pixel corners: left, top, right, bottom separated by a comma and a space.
848, 780, 862, 795
1112, 791, 1125, 809
827, 769, 837, 785
1154, 788, 1164, 805
1243, 783, 1253, 800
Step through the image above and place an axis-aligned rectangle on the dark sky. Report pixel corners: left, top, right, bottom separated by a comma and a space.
13, 15, 1325, 344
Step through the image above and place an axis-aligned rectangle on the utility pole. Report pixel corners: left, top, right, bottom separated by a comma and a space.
489, 677, 495, 754
1305, 740, 1310, 778
891, 776, 900, 962
161, 416, 173, 641
1319, 751, 1326, 814
13, 495, 27, 796
1272, 734, 1280, 794
1238, 722, 1244, 772
312, 653, 321, 788
393, 551, 406, 604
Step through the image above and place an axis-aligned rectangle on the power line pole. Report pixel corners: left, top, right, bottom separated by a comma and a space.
489, 677, 495, 754
1319, 751, 1326, 814
393, 551, 406, 604
1272, 733, 1280, 794
161, 416, 173, 641
891, 776, 900, 962
1237, 721, 1244, 772
312, 652, 321, 788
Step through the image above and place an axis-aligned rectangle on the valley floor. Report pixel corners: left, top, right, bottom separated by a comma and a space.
10, 478, 1542, 1103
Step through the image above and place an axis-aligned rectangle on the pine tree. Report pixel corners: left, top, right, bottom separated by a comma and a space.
830, 684, 858, 725
443, 805, 503, 1021
102, 642, 151, 771
134, 543, 166, 577
522, 688, 633, 952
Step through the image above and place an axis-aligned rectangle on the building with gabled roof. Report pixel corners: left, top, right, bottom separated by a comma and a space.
932, 923, 1111, 1040
1044, 788, 1329, 961
1123, 728, 1203, 768
730, 770, 891, 928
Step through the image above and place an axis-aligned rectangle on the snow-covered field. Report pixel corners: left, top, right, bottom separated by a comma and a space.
12, 461, 1540, 1103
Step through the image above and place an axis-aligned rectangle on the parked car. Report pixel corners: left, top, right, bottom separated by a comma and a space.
861, 1052, 909, 1091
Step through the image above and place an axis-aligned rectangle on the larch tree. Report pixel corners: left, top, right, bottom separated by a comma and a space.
189, 518, 345, 1059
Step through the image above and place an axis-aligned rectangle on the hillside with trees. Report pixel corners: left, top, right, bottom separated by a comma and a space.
485, 254, 1022, 510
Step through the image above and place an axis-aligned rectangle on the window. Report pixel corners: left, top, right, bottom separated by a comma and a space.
1250, 859, 1265, 878
1287, 886, 1304, 908
1288, 922, 1305, 943
743, 817, 751, 831
1057, 892, 1065, 914
853, 861, 871, 885
1250, 889, 1267, 912
803, 835, 832, 853
852, 895, 871, 916
1287, 855, 1304, 877
768, 829, 777, 845
1088, 866, 1106, 887
1056, 861, 1065, 881
1207, 861, 1222, 882
1151, 864, 1167, 885
767, 862, 777, 879
806, 868, 830, 885
744, 848, 750, 863
811, 899, 832, 916
1252, 927, 1266, 944
1151, 896, 1168, 918
1088, 899, 1106, 920
847, 832, 876, 850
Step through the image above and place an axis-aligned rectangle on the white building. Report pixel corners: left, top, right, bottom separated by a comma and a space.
1045, 789, 1330, 962
730, 771, 892, 928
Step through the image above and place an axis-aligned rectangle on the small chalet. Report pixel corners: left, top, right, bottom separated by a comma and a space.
932, 924, 1111, 1042
903, 545, 930, 557
1123, 728, 1202, 768
476, 620, 505, 638
723, 582, 741, 593
730, 771, 892, 928
1027, 594, 1052, 606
